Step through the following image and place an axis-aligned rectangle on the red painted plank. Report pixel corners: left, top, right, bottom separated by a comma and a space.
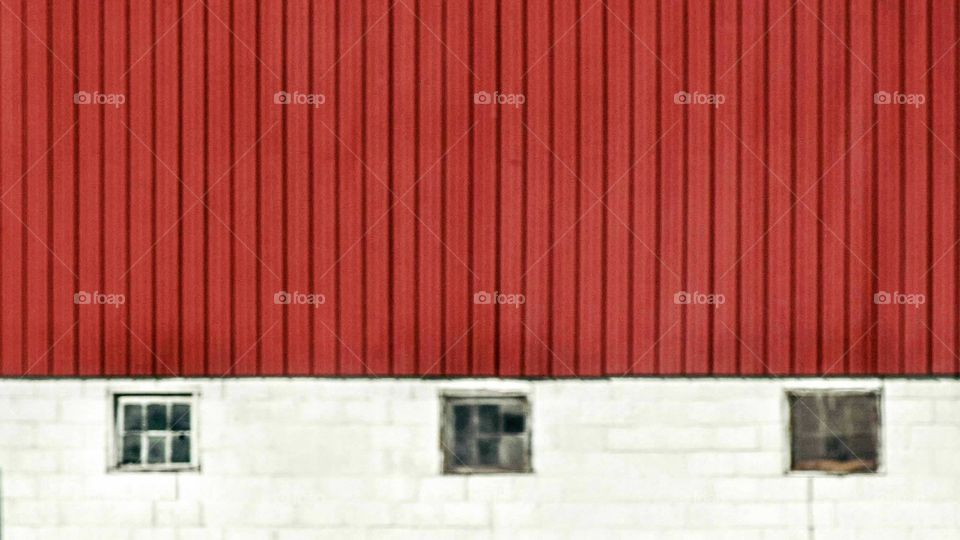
441, 0, 473, 377
603, 0, 632, 375
876, 0, 904, 374
258, 0, 284, 375
930, 0, 959, 375
902, 0, 931, 375
389, 1, 418, 375
469, 0, 497, 376
310, 1, 339, 375
794, 3, 819, 376
684, 0, 712, 375
549, 0, 579, 376
766, 0, 793, 375
51, 0, 79, 376
284, 0, 312, 375
820, 0, 849, 374
24, 0, 52, 376
231, 0, 260, 375
181, 4, 206, 376
712, 0, 739, 375
205, 0, 233, 376
497, 0, 525, 377
0, 0, 25, 376
629, 0, 660, 376
77, 0, 104, 376
521, 0, 552, 377
363, 0, 392, 376
417, 0, 445, 375
738, 0, 766, 375
846, 0, 877, 375
102, 0, 129, 376
333, 0, 365, 375
658, 0, 685, 375
127, 0, 155, 376
153, 0, 183, 376
576, 0, 604, 376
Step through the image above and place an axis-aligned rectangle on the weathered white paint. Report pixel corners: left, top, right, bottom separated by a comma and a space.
0, 378, 958, 540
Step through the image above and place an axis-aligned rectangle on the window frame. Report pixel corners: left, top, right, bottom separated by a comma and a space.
784, 387, 883, 476
111, 393, 199, 472
440, 392, 532, 475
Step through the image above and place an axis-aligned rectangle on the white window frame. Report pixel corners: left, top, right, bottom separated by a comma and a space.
112, 394, 199, 472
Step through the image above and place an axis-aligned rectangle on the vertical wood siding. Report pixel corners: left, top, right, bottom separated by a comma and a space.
0, 0, 955, 377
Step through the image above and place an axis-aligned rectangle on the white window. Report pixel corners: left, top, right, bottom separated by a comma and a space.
114, 395, 197, 471
441, 394, 531, 474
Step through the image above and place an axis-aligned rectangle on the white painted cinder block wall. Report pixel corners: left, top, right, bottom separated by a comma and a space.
0, 378, 959, 540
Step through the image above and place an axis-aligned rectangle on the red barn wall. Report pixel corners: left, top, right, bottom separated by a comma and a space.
0, 0, 955, 377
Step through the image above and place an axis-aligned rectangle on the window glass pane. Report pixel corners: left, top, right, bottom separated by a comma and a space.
171, 434, 191, 463
452, 440, 471, 468
147, 404, 168, 430
478, 405, 500, 434
122, 434, 142, 464
789, 392, 879, 473
503, 412, 525, 433
147, 436, 166, 464
453, 405, 471, 437
500, 436, 526, 469
477, 437, 500, 466
171, 404, 191, 431
123, 404, 143, 431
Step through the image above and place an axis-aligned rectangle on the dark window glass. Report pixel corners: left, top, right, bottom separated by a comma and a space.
147, 436, 166, 464
477, 438, 500, 466
171, 404, 191, 431
122, 434, 142, 464
147, 404, 168, 430
503, 413, 525, 433
123, 404, 143, 431
454, 405, 471, 432
171, 434, 191, 463
478, 405, 500, 433
789, 391, 880, 474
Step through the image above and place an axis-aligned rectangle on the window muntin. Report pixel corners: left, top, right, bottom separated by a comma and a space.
788, 390, 880, 474
442, 395, 531, 474
115, 395, 197, 471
